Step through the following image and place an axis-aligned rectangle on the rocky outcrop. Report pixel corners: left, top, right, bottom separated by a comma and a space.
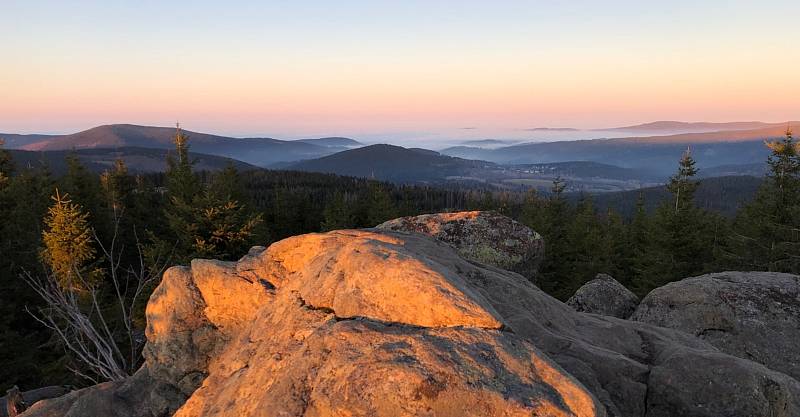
567, 274, 639, 318
24, 230, 601, 417
20, 215, 800, 417
377, 211, 543, 283
632, 271, 800, 381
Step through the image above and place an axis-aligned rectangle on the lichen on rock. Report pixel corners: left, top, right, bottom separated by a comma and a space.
377, 211, 544, 283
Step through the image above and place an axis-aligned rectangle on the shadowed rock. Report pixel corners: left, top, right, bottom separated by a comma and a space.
632, 271, 800, 381
567, 274, 639, 318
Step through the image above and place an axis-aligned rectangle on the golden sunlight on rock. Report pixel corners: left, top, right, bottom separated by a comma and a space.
20, 213, 800, 417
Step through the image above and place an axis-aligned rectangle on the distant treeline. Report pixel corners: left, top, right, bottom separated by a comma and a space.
0, 129, 798, 392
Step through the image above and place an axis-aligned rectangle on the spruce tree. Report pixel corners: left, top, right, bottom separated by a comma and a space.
100, 158, 135, 218
727, 129, 800, 272
162, 127, 263, 261
667, 146, 699, 213
321, 191, 354, 231
365, 182, 397, 226
536, 177, 575, 299
165, 125, 199, 203
626, 192, 656, 294
644, 148, 712, 290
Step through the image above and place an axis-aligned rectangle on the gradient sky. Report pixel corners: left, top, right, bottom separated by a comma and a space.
2, 0, 799, 139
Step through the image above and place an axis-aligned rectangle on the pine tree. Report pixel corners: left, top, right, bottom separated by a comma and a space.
41, 190, 99, 290
727, 128, 800, 272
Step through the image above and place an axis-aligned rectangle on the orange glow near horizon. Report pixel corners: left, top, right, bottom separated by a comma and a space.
2, 2, 799, 137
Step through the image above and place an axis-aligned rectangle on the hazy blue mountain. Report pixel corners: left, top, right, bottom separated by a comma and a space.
295, 137, 363, 147
698, 163, 767, 178
441, 125, 793, 176
601, 121, 777, 133
459, 139, 516, 147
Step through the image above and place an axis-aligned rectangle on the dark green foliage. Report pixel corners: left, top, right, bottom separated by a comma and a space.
0, 131, 795, 390
724, 130, 800, 272
321, 192, 354, 231
0, 139, 13, 187
161, 130, 263, 263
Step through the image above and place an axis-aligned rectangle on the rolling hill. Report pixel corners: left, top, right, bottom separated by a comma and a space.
2, 124, 361, 167
588, 175, 764, 217
0, 133, 58, 148
283, 144, 496, 183
8, 147, 257, 175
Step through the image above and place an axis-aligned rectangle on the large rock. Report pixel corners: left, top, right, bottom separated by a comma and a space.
632, 271, 800, 381
25, 230, 601, 417
377, 211, 543, 282
567, 274, 639, 319
20, 216, 800, 417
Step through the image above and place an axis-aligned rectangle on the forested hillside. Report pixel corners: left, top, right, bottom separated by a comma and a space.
0, 129, 797, 392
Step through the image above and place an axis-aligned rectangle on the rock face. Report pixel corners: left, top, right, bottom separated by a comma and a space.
567, 274, 639, 319
1, 386, 70, 417
632, 271, 800, 381
20, 215, 800, 417
377, 211, 543, 283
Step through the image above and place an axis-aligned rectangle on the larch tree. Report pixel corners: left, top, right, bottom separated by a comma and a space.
40, 190, 99, 291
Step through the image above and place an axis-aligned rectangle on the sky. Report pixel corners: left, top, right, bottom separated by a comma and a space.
1, 0, 799, 141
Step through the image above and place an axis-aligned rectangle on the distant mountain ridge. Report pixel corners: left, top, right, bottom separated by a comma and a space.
1, 124, 363, 167
8, 147, 257, 175
295, 137, 362, 147
602, 121, 780, 132
441, 124, 796, 176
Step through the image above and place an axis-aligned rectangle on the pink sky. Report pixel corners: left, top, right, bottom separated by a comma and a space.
2, 1, 798, 139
